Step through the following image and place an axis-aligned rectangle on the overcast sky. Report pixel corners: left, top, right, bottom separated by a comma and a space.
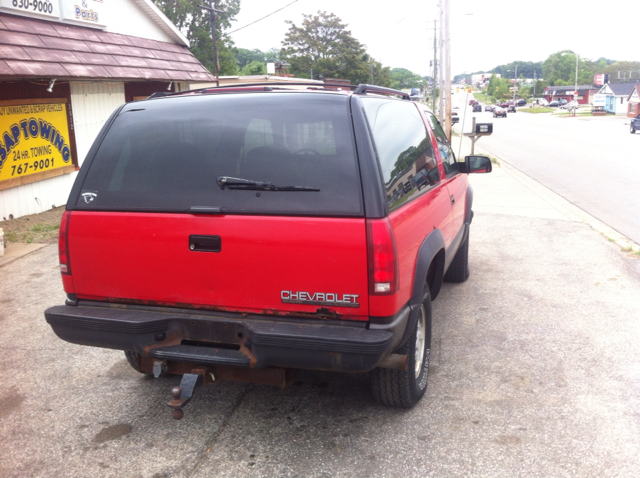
228, 0, 637, 78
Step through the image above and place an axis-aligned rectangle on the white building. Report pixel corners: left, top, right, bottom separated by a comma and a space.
0, 1, 215, 220
595, 83, 637, 115
471, 73, 499, 86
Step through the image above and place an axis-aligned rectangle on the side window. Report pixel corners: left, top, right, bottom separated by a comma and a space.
361, 98, 439, 210
424, 112, 457, 177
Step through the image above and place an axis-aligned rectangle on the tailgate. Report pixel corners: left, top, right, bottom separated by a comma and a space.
68, 212, 369, 319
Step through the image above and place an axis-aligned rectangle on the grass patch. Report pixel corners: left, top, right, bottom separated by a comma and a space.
473, 92, 491, 103
554, 110, 592, 117
0, 206, 64, 245
521, 107, 553, 114
4, 231, 19, 242
30, 223, 59, 233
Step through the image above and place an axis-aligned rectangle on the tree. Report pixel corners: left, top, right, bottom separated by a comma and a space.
152, 0, 240, 76
389, 68, 424, 90
369, 60, 393, 88
542, 50, 595, 86
235, 48, 280, 69
600, 61, 640, 82
240, 60, 267, 76
280, 11, 374, 84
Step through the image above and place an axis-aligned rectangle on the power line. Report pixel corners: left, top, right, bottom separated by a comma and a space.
223, 0, 299, 37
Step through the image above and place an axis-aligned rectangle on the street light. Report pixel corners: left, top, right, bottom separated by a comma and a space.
506, 65, 519, 105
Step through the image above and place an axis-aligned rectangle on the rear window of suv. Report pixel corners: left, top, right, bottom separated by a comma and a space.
75, 93, 363, 216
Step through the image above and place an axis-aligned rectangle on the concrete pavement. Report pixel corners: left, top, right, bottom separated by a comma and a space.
1, 140, 640, 477
452, 131, 640, 254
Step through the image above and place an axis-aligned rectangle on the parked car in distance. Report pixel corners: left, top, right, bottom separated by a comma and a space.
472, 104, 482, 112
494, 107, 507, 118
469, 99, 478, 106
44, 82, 493, 415
630, 114, 640, 134
452, 111, 459, 124
484, 105, 495, 112
561, 100, 579, 110
516, 99, 526, 107
548, 101, 560, 107
535, 98, 549, 106
559, 99, 568, 105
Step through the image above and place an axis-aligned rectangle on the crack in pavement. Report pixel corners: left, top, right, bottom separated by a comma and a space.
187, 384, 253, 478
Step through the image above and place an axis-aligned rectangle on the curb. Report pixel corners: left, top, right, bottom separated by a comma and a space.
467, 139, 640, 256
0, 243, 49, 268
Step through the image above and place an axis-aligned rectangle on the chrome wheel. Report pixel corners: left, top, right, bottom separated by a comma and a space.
414, 304, 427, 379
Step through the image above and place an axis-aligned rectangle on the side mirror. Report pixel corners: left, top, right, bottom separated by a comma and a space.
465, 155, 492, 174
427, 167, 440, 186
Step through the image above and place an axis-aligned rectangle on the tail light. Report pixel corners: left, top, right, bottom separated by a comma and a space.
366, 218, 398, 295
59, 210, 71, 275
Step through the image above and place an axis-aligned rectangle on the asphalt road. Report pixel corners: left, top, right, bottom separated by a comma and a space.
2, 184, 640, 476
455, 103, 640, 244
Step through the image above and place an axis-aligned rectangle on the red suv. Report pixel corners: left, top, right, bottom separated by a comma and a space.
45, 83, 491, 415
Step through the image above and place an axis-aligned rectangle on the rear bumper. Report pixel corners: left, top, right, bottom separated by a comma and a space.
45, 302, 400, 373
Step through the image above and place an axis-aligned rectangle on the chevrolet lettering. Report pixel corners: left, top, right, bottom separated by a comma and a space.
281, 291, 360, 308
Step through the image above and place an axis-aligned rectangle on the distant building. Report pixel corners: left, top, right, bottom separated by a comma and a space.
594, 83, 637, 115
543, 85, 599, 106
471, 73, 497, 86
627, 84, 640, 117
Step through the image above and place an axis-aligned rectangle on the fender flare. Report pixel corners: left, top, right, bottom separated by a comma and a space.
397, 229, 446, 350
465, 183, 474, 225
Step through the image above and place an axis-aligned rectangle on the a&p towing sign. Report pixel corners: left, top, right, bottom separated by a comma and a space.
0, 99, 76, 190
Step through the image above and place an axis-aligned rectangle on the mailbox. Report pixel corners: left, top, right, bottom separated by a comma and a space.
475, 123, 493, 135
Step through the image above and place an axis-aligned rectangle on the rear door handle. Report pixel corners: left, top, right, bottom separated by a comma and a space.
189, 235, 221, 252
450, 194, 455, 205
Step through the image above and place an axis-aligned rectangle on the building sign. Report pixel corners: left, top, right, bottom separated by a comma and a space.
0, 100, 74, 186
0, 0, 60, 20
593, 94, 606, 107
0, 0, 106, 28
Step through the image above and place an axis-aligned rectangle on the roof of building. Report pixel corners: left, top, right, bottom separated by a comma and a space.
543, 85, 596, 94
627, 84, 640, 101
603, 82, 637, 96
0, 13, 215, 82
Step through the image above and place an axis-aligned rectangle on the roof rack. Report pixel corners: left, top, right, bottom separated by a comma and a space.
353, 84, 411, 100
144, 82, 410, 100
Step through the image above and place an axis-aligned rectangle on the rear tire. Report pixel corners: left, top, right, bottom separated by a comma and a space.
370, 288, 432, 408
125, 350, 152, 375
631, 124, 636, 134
444, 228, 470, 283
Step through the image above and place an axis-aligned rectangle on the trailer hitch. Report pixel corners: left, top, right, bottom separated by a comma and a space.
168, 372, 204, 420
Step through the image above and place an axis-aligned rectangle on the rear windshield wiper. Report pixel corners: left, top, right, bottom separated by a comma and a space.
217, 176, 320, 192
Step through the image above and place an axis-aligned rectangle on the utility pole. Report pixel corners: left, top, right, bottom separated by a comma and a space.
438, 1, 444, 124
444, 0, 452, 140
198, 2, 225, 85
512, 64, 517, 105
574, 54, 579, 94
432, 19, 437, 113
